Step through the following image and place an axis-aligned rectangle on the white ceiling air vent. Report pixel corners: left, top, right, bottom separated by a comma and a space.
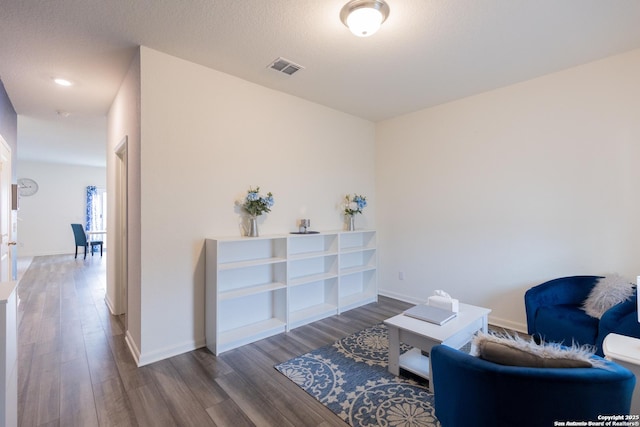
268, 57, 304, 76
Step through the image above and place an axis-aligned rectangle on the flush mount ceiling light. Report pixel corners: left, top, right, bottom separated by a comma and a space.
340, 0, 390, 37
53, 77, 73, 86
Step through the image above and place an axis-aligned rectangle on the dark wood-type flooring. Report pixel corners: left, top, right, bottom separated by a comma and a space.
16, 255, 416, 427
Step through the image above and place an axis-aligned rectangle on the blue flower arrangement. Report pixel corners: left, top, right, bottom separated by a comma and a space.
344, 193, 367, 215
243, 186, 274, 217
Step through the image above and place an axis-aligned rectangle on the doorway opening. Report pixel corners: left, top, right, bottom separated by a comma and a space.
114, 136, 128, 330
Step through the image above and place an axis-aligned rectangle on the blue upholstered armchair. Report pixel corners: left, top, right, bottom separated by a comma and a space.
524, 275, 640, 356
431, 344, 635, 427
598, 295, 640, 350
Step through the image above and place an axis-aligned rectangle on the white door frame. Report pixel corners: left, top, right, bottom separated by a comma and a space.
0, 136, 13, 282
114, 136, 128, 325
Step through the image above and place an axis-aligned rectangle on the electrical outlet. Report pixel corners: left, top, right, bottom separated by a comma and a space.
398, 272, 404, 280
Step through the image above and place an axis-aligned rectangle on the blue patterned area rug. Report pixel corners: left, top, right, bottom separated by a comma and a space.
274, 323, 441, 427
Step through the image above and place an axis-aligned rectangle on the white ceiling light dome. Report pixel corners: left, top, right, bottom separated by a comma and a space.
53, 77, 73, 86
340, 0, 390, 37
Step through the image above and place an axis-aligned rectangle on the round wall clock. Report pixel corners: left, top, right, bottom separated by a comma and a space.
17, 178, 39, 197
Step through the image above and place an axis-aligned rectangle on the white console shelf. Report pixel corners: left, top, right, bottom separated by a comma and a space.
205, 230, 377, 355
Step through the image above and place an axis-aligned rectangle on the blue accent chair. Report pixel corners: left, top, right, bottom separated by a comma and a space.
431, 344, 635, 427
524, 275, 640, 356
598, 295, 640, 352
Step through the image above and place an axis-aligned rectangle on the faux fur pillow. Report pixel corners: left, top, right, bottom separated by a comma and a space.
582, 275, 634, 319
472, 332, 603, 369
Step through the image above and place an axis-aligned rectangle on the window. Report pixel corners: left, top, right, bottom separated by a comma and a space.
86, 186, 107, 232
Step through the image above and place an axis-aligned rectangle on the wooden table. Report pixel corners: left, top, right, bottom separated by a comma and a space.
384, 303, 491, 392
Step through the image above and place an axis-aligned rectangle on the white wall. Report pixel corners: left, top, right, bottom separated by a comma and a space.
111, 45, 640, 364
376, 49, 640, 331
131, 47, 375, 365
107, 51, 141, 354
16, 161, 106, 257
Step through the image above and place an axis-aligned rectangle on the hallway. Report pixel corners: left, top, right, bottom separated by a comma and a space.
16, 255, 134, 426
16, 255, 413, 426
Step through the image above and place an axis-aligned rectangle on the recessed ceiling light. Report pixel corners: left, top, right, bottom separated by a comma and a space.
53, 78, 73, 87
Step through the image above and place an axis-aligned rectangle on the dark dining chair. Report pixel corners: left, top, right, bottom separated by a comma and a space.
71, 223, 103, 259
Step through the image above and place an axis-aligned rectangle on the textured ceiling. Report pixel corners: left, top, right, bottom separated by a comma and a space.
1, 0, 640, 167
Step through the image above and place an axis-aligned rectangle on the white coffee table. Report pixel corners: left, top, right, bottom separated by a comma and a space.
384, 303, 491, 392
603, 333, 640, 415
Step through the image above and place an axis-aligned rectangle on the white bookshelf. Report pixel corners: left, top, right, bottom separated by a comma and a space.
205, 230, 377, 355
205, 237, 288, 355
338, 230, 377, 312
288, 232, 339, 329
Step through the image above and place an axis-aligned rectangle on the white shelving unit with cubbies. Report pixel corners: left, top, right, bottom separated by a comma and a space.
287, 232, 340, 329
205, 230, 376, 355
205, 236, 288, 355
338, 230, 377, 312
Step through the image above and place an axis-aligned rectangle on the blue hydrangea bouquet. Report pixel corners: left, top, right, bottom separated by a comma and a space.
344, 193, 367, 215
243, 186, 274, 217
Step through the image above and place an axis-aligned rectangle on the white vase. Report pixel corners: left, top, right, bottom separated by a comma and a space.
248, 216, 259, 237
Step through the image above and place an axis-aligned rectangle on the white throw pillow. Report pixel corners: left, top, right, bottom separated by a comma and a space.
582, 275, 634, 319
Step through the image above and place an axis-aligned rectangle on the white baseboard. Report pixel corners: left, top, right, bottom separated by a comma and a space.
18, 250, 73, 257
378, 289, 423, 305
488, 316, 527, 334
125, 331, 142, 366
134, 338, 207, 367
104, 295, 117, 315
19, 250, 108, 257
104, 295, 124, 316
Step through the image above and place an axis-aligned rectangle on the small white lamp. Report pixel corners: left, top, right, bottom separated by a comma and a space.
340, 0, 390, 37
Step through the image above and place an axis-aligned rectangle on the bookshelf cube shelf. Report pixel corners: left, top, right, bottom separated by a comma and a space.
205, 230, 377, 355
